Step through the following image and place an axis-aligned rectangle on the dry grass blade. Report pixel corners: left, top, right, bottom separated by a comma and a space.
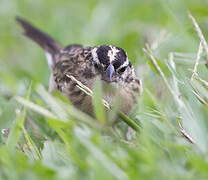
150, 29, 170, 50
194, 74, 208, 89
179, 122, 195, 144
67, 75, 93, 96
190, 79, 208, 106
191, 42, 203, 81
192, 90, 208, 106
188, 12, 208, 59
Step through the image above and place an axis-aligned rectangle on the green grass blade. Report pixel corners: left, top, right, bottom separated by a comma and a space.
92, 79, 106, 123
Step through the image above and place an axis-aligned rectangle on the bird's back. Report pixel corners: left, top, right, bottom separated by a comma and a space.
48, 47, 96, 114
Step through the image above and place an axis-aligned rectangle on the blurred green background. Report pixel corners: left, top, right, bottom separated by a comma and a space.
0, 0, 208, 179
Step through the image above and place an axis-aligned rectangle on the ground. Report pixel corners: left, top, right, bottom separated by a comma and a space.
0, 0, 208, 179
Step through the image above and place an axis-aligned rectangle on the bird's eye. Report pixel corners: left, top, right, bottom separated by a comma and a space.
118, 67, 126, 73
94, 63, 99, 69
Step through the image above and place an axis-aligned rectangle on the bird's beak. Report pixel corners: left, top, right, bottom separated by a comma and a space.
105, 64, 115, 82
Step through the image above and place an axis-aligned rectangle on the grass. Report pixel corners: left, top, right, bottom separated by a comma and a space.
0, 0, 208, 179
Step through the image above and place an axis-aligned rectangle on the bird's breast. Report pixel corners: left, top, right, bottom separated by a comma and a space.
101, 81, 136, 115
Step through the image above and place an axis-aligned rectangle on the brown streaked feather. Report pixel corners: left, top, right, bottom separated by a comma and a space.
50, 48, 96, 115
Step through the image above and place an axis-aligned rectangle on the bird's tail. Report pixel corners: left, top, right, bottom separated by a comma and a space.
16, 17, 63, 67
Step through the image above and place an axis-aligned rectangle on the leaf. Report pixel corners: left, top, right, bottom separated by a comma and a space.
15, 96, 57, 120
22, 126, 41, 160
74, 127, 129, 180
6, 83, 32, 152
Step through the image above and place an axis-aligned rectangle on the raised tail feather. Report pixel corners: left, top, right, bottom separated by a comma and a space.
16, 17, 63, 57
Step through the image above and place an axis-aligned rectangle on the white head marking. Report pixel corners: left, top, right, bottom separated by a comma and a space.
108, 46, 120, 63
117, 58, 129, 71
91, 47, 99, 64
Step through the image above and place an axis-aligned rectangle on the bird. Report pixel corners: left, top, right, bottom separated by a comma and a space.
16, 17, 142, 117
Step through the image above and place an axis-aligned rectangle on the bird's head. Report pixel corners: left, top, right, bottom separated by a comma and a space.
91, 45, 141, 93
